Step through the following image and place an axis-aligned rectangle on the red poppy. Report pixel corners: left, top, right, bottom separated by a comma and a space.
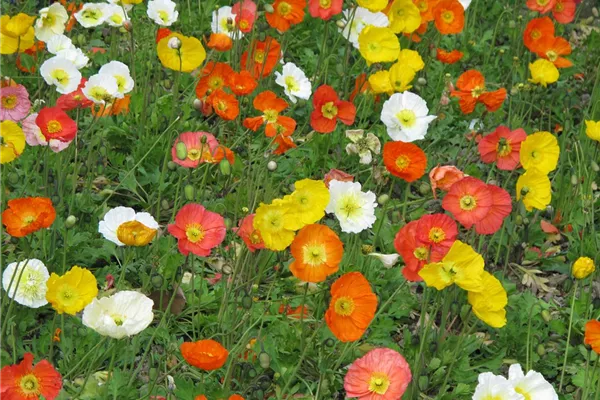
526, 0, 556, 13
394, 221, 444, 281
56, 78, 93, 110
241, 37, 281, 79
310, 85, 356, 134
210, 89, 239, 121
207, 33, 233, 51
477, 126, 527, 170
349, 73, 372, 103
156, 27, 173, 43
450, 70, 507, 114
0, 353, 62, 399
308, 0, 343, 20
382, 141, 427, 182
475, 184, 512, 235
266, 0, 306, 32
36, 107, 77, 143
195, 62, 234, 99
536, 36, 573, 68
442, 177, 493, 230
233, 214, 265, 252
523, 17, 555, 53
243, 91, 296, 137
273, 134, 297, 155
232, 0, 257, 33
227, 70, 258, 96
167, 203, 226, 256
552, 0, 576, 24
436, 48, 463, 64
415, 213, 458, 252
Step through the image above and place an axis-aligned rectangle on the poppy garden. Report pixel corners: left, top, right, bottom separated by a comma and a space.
0, 0, 599, 399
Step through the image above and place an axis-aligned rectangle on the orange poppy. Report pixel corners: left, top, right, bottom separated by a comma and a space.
450, 70, 506, 114
207, 32, 233, 51
526, 0, 556, 13
310, 85, 356, 134
383, 141, 427, 182
265, 0, 306, 32
433, 0, 464, 34
243, 91, 296, 137
405, 21, 429, 42
92, 95, 131, 117
195, 396, 207, 400
195, 62, 234, 99
241, 37, 281, 79
349, 73, 370, 103
17, 42, 45, 74
436, 48, 463, 64
289, 224, 344, 283
273, 134, 297, 155
536, 36, 572, 68
2, 197, 56, 237
413, 0, 438, 22
325, 272, 378, 342
156, 28, 173, 43
585, 320, 600, 354
552, 0, 575, 24
65, 2, 83, 32
210, 89, 239, 121
523, 17, 555, 53
278, 303, 310, 319
229, 395, 245, 400
180, 339, 229, 370
0, 353, 62, 400
228, 70, 257, 96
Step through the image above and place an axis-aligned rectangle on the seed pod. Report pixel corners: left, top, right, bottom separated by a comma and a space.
592, 161, 599, 172
508, 20, 516, 28
224, 218, 232, 229
419, 182, 430, 195
151, 274, 164, 288
258, 352, 271, 368
184, 184, 195, 200
536, 344, 545, 356
571, 175, 578, 185
417, 77, 427, 86
324, 338, 335, 348
377, 194, 389, 205
247, 366, 257, 378
241, 295, 253, 309
175, 142, 187, 160
167, 161, 177, 171
161, 199, 170, 210
263, 3, 274, 12
8, 172, 19, 184
267, 161, 277, 171
515, 215, 523, 225
219, 159, 231, 176
65, 215, 77, 228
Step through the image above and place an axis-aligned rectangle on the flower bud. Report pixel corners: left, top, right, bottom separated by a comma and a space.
592, 161, 599, 172
184, 184, 195, 200
572, 256, 595, 279
167, 161, 177, 170
264, 3, 274, 13
168, 37, 182, 49
571, 174, 578, 185
417, 77, 427, 86
193, 98, 203, 111
123, 19, 132, 31
536, 344, 546, 356
336, 19, 346, 29
541, 309, 551, 322
65, 215, 78, 228
508, 20, 516, 29
267, 161, 277, 171
219, 159, 231, 175
161, 199, 170, 210
151, 274, 164, 288
377, 194, 389, 205
258, 352, 271, 368
175, 142, 187, 160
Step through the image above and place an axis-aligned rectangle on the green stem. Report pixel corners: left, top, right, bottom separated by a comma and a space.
559, 280, 579, 392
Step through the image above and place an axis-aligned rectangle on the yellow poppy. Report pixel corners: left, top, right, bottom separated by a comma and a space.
585, 120, 600, 142
520, 131, 559, 174
389, 62, 416, 92
528, 58, 559, 87
516, 169, 552, 211
368, 71, 393, 94
0, 120, 26, 164
282, 179, 330, 230
357, 0, 388, 12
467, 271, 507, 328
358, 26, 400, 65
253, 199, 296, 251
46, 266, 98, 315
397, 49, 425, 72
388, 0, 422, 34
0, 15, 36, 54
157, 32, 206, 73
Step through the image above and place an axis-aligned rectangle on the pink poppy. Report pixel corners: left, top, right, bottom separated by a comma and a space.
171, 132, 222, 168
1, 84, 31, 122
344, 348, 412, 400
442, 177, 493, 229
168, 203, 226, 257
429, 165, 465, 199
233, 214, 265, 252
21, 113, 72, 153
308, 0, 343, 20
232, 0, 257, 33
477, 126, 526, 171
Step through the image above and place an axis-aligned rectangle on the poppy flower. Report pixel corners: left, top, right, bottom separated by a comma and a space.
436, 48, 463, 64
468, 271, 507, 328
56, 78, 93, 110
228, 70, 257, 96
232, 0, 257, 32
283, 179, 330, 230
2, 197, 56, 237
181, 339, 229, 370
382, 141, 427, 182
273, 134, 297, 155
243, 91, 296, 137
92, 95, 131, 117
344, 348, 412, 399
326, 180, 377, 234
536, 36, 572, 68
0, 353, 62, 399
323, 169, 354, 187
325, 272, 377, 342
552, 0, 575, 24
433, 0, 465, 34
394, 220, 445, 281
523, 17, 555, 53
0, 120, 26, 164
265, 0, 306, 32
308, 0, 342, 20
156, 32, 206, 73
156, 27, 172, 43
413, 0, 437, 22
528, 58, 559, 87
233, 214, 265, 252
584, 320, 600, 354
36, 106, 77, 144
289, 224, 343, 283
516, 169, 552, 211
416, 213, 458, 251
451, 70, 507, 114
210, 89, 239, 121
520, 131, 559, 174
310, 85, 356, 134
477, 126, 527, 171
475, 184, 512, 235
241, 37, 281, 79
526, 0, 556, 13
0, 83, 30, 122
419, 240, 484, 291
429, 165, 465, 198
195, 62, 234, 99
442, 177, 493, 229
168, 203, 226, 257
358, 26, 400, 64
46, 265, 98, 315
207, 32, 233, 51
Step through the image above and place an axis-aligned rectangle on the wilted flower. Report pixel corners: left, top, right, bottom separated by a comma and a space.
345, 129, 380, 164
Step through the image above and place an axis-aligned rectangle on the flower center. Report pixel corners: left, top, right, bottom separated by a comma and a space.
319, 0, 331, 8
23, 215, 36, 225
43, 14, 55, 27
395, 155, 410, 171
158, 10, 169, 22
239, 19, 249, 29
496, 138, 512, 157
413, 246, 429, 260
277, 1, 292, 16
264, 109, 279, 123
114, 75, 127, 92
47, 120, 62, 133
208, 76, 224, 90
536, 0, 549, 5
367, 42, 380, 53
554, 2, 564, 11
334, 296, 355, 316
531, 29, 541, 40
50, 69, 69, 85
429, 227, 446, 243
338, 195, 360, 218
111, 314, 125, 326
368, 372, 390, 395
188, 148, 201, 161
82, 8, 103, 21
58, 285, 76, 303
546, 50, 558, 62
1, 95, 17, 109
416, 0, 428, 11
254, 50, 265, 63
471, 86, 485, 98
441, 10, 454, 23
110, 14, 123, 24
185, 223, 205, 243
321, 101, 338, 119
216, 100, 227, 111
284, 75, 300, 92
89, 86, 110, 101
249, 230, 262, 244
459, 195, 477, 211
396, 109, 416, 127
303, 243, 327, 266
515, 387, 532, 400
20, 374, 40, 395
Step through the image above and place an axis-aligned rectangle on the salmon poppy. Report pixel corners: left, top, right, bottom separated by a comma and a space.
394, 220, 446, 281
526, 0, 556, 13
171, 131, 223, 168
0, 353, 62, 400
167, 203, 226, 257
2, 197, 56, 237
195, 62, 234, 99
92, 95, 131, 117
442, 177, 493, 230
450, 70, 507, 114
156, 27, 172, 43
536, 36, 572, 68
382, 141, 427, 182
244, 91, 296, 137
324, 169, 354, 188
585, 320, 600, 354
273, 134, 297, 155
477, 126, 527, 171
475, 184, 512, 235
210, 89, 239, 121
552, 0, 576, 24
523, 17, 555, 53
289, 224, 344, 283
207, 32, 233, 51
234, 214, 265, 252
325, 272, 377, 342
436, 48, 463, 64
429, 165, 465, 198
433, 0, 464, 34
266, 0, 306, 32
228, 70, 257, 96
232, 0, 257, 33
36, 106, 77, 143
310, 85, 356, 134
180, 339, 229, 370
415, 213, 458, 251
56, 78, 93, 110
308, 0, 343, 20
241, 37, 281, 79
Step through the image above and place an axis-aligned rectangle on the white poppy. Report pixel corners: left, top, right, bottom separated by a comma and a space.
75, 3, 109, 28
339, 7, 389, 49
46, 34, 74, 54
508, 364, 558, 400
99, 61, 134, 95
147, 0, 179, 26
2, 259, 49, 309
105, 4, 127, 27
274, 62, 312, 104
40, 56, 82, 94
211, 6, 242, 39
82, 74, 122, 104
35, 3, 69, 42
326, 180, 377, 234
380, 91, 437, 142
57, 47, 89, 70
459, 0, 472, 9
82, 291, 154, 339
473, 372, 524, 400
107, 0, 133, 12
98, 206, 159, 246
368, 253, 400, 268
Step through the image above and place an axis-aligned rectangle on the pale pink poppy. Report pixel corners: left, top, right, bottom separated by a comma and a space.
171, 132, 220, 168
1, 84, 31, 122
429, 165, 465, 199
232, 0, 257, 33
